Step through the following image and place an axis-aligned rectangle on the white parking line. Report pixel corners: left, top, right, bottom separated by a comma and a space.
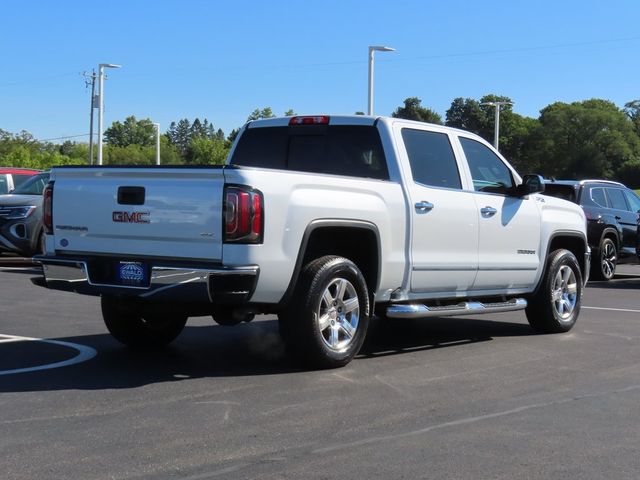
583, 306, 640, 314
0, 334, 97, 376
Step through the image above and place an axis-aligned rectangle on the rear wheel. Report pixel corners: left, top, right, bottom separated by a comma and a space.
591, 237, 617, 281
279, 256, 370, 369
101, 295, 187, 347
526, 249, 582, 333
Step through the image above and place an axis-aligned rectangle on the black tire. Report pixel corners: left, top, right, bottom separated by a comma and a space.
279, 255, 370, 369
101, 295, 187, 347
526, 249, 582, 333
591, 237, 617, 281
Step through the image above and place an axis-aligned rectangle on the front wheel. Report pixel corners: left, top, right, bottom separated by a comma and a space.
279, 256, 370, 369
101, 296, 187, 347
526, 249, 582, 333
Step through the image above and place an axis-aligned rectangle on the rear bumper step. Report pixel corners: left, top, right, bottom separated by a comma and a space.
386, 298, 527, 319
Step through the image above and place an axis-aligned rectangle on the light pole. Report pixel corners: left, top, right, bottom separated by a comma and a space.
97, 63, 121, 165
367, 45, 395, 115
153, 123, 161, 165
480, 101, 512, 150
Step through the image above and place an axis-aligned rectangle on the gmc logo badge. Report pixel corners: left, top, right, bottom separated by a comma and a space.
112, 211, 150, 223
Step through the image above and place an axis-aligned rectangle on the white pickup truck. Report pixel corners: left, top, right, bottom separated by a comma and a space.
35, 115, 590, 368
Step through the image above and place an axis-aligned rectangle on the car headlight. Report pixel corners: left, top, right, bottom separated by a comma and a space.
0, 205, 37, 220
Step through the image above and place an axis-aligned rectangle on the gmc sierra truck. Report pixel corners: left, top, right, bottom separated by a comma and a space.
34, 115, 590, 368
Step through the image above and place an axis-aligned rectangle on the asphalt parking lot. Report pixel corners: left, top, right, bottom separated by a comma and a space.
1, 260, 639, 480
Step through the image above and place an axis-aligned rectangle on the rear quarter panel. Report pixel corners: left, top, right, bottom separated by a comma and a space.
222, 167, 407, 303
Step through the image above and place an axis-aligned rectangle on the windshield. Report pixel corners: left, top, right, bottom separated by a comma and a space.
11, 173, 50, 195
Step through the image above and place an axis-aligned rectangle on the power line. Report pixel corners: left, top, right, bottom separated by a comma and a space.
39, 134, 91, 142
2, 35, 640, 88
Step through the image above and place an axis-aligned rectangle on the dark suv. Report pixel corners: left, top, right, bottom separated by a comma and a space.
544, 179, 640, 280
0, 172, 50, 256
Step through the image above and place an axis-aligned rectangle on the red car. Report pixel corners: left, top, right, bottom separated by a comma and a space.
0, 168, 41, 195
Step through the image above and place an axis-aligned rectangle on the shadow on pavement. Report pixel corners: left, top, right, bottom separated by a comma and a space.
588, 276, 640, 290
0, 316, 535, 393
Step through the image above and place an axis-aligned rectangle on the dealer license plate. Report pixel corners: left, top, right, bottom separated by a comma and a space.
117, 261, 148, 286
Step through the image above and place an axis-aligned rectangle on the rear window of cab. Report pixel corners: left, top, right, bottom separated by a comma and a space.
231, 125, 389, 180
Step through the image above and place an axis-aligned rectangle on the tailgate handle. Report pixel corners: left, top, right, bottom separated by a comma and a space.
118, 186, 145, 205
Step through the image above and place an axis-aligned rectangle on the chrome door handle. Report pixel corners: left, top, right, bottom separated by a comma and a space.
481, 206, 497, 217
415, 201, 434, 213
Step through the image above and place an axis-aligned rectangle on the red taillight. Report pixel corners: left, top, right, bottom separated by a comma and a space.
224, 186, 263, 243
289, 115, 330, 125
43, 182, 54, 234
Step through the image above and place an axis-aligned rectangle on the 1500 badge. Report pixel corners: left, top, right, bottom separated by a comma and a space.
112, 211, 150, 223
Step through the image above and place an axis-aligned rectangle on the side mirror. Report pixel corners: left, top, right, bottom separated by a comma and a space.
515, 174, 545, 196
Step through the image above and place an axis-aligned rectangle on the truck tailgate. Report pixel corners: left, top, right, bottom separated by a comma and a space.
50, 167, 225, 261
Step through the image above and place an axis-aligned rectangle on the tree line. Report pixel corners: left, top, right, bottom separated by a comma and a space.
2, 98, 640, 187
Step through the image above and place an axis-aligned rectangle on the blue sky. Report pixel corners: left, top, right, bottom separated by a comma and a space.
1, 0, 639, 142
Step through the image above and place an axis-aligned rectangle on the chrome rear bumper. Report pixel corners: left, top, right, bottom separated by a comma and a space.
33, 256, 259, 304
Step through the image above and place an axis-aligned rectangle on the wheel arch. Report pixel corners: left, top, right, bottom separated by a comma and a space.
598, 227, 620, 250
277, 220, 381, 310
532, 231, 588, 296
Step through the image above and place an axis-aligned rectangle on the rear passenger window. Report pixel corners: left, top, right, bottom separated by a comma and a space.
606, 188, 628, 210
401, 129, 461, 189
231, 125, 389, 180
590, 188, 608, 207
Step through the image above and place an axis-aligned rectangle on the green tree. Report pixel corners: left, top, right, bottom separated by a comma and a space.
167, 119, 192, 156
445, 97, 487, 136
189, 118, 219, 140
247, 107, 275, 121
534, 99, 640, 180
392, 97, 442, 124
104, 116, 156, 148
188, 137, 229, 165
227, 129, 240, 144
624, 100, 640, 137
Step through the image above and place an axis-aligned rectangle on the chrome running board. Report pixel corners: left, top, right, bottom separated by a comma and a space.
386, 298, 527, 319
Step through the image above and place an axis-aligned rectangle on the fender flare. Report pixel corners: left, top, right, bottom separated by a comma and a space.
276, 219, 382, 310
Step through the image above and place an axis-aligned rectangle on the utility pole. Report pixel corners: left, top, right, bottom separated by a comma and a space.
480, 101, 513, 150
83, 70, 97, 164
97, 63, 121, 165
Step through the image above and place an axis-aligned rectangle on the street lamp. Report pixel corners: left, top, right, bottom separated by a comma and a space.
97, 63, 121, 165
480, 101, 513, 150
153, 123, 160, 166
367, 45, 395, 116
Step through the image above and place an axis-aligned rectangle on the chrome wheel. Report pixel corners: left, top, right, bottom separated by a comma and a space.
551, 265, 578, 321
317, 277, 360, 352
280, 255, 370, 368
600, 240, 617, 279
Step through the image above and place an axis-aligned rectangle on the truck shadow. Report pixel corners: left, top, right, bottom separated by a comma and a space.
360, 315, 533, 358
0, 317, 535, 393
